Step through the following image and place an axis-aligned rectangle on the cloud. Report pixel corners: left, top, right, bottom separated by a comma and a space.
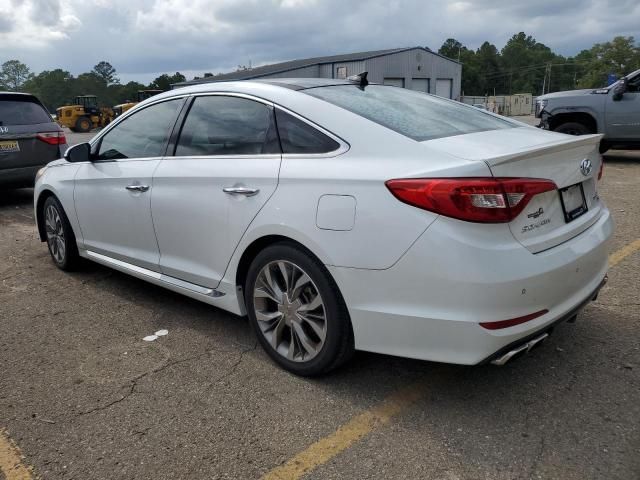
0, 0, 637, 80
0, 0, 81, 48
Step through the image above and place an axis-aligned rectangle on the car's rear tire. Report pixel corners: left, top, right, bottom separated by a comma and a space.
75, 116, 92, 133
42, 196, 80, 271
244, 242, 354, 376
554, 122, 591, 136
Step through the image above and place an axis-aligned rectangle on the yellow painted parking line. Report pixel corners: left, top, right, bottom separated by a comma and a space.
0, 430, 34, 480
609, 239, 640, 267
262, 383, 424, 480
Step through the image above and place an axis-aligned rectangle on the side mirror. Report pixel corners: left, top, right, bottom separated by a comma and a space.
612, 79, 627, 101
64, 142, 91, 163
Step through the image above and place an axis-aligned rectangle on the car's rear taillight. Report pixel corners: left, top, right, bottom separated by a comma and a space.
598, 161, 604, 181
37, 132, 66, 145
385, 177, 557, 223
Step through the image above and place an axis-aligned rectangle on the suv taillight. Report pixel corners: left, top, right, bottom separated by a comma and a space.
37, 132, 66, 145
385, 177, 557, 223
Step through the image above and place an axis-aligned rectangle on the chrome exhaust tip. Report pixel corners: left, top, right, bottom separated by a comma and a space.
490, 332, 550, 366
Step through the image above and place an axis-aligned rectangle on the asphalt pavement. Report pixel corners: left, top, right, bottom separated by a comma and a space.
0, 138, 638, 479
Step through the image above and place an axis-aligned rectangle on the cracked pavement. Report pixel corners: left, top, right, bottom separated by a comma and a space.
0, 148, 639, 479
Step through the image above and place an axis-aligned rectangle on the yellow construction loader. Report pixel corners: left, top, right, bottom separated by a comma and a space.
113, 90, 163, 117
56, 96, 114, 132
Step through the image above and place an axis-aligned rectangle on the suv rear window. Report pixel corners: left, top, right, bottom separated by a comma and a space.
0, 96, 52, 126
304, 85, 515, 141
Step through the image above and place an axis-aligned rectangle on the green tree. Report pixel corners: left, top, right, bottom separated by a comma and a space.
439, 39, 482, 96
438, 38, 466, 62
22, 69, 75, 111
500, 32, 556, 94
110, 81, 147, 105
72, 72, 111, 106
92, 61, 119, 85
474, 42, 501, 95
149, 72, 186, 90
0, 60, 34, 91
575, 36, 640, 88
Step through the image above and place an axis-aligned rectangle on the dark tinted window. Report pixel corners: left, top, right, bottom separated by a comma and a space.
0, 97, 52, 126
305, 85, 516, 141
627, 74, 640, 92
176, 96, 279, 156
97, 99, 182, 160
275, 109, 340, 154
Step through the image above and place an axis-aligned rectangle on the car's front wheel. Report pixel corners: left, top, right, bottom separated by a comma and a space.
245, 243, 354, 376
43, 196, 79, 271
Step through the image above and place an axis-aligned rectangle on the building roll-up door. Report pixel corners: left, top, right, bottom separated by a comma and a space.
411, 78, 430, 93
383, 78, 405, 88
435, 79, 453, 98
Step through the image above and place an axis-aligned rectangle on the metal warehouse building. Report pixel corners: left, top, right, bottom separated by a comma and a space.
175, 47, 462, 99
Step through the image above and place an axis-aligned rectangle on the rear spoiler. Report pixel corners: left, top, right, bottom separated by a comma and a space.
482, 133, 604, 167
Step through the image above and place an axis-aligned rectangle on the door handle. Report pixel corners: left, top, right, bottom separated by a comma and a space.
126, 185, 150, 192
223, 186, 260, 196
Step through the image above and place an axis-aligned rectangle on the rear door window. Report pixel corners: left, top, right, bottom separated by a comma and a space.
275, 109, 340, 154
0, 97, 52, 126
97, 99, 183, 160
175, 96, 280, 156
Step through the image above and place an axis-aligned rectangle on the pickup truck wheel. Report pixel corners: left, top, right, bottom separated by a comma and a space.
554, 122, 591, 136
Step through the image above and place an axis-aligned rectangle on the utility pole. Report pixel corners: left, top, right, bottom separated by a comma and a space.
541, 64, 551, 95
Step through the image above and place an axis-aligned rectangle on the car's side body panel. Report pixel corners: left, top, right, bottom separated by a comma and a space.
34, 161, 82, 243
73, 158, 162, 271
151, 154, 282, 288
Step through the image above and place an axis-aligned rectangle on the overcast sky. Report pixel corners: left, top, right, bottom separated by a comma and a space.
0, 0, 638, 83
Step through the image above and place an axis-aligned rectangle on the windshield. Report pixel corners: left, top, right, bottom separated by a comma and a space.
0, 97, 52, 126
304, 85, 516, 141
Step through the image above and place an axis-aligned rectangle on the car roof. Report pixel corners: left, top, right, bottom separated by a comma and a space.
222, 78, 360, 91
0, 91, 38, 98
167, 77, 367, 96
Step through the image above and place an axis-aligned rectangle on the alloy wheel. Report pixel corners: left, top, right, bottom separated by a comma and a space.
253, 260, 327, 362
45, 204, 66, 264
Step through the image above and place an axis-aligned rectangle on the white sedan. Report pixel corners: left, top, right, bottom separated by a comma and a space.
34, 76, 613, 375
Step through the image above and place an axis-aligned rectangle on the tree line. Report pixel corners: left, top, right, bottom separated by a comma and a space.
439, 33, 639, 97
1, 32, 638, 111
0, 60, 187, 112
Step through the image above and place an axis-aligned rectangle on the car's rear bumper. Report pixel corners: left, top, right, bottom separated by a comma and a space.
328, 208, 614, 365
0, 165, 41, 187
481, 275, 607, 365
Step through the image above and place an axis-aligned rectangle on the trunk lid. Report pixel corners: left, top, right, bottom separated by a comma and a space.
424, 127, 604, 253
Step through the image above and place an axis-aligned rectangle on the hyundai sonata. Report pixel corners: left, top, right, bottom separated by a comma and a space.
34, 76, 613, 375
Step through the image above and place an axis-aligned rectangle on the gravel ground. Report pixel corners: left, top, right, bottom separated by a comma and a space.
0, 143, 638, 479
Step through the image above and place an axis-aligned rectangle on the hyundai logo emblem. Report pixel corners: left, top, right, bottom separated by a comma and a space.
580, 158, 592, 176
